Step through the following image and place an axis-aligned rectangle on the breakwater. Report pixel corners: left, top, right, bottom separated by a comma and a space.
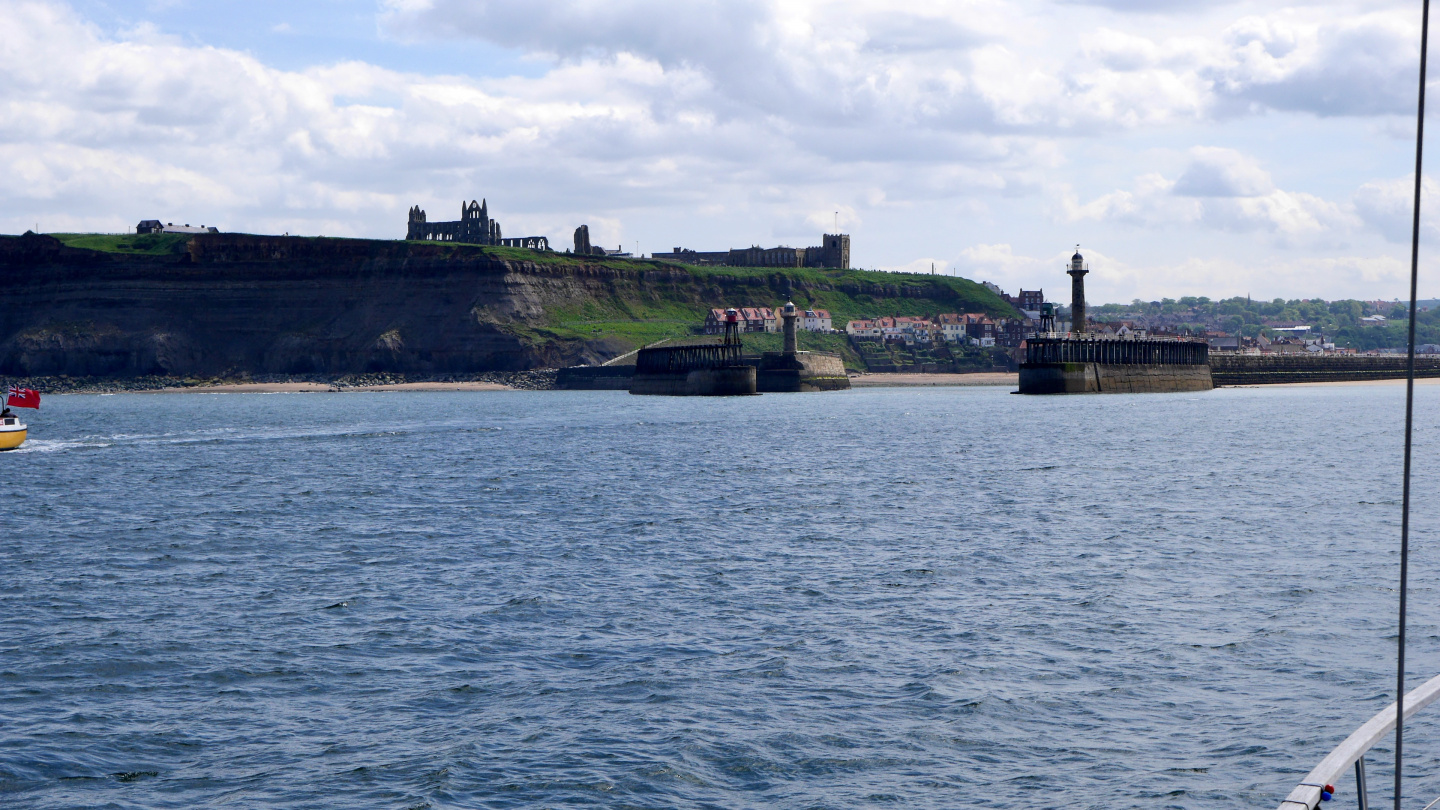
1019, 336, 1212, 394
629, 342, 756, 396
754, 351, 850, 392
559, 351, 850, 392
555, 365, 633, 390
1210, 354, 1440, 385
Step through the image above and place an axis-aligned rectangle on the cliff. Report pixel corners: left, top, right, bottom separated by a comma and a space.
0, 232, 1015, 378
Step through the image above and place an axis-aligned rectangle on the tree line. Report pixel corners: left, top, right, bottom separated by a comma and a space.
1088, 296, 1440, 350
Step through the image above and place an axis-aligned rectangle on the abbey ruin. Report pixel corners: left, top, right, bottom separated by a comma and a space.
406, 199, 849, 269
406, 199, 549, 250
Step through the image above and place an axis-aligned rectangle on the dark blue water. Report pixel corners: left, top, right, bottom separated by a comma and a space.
4, 385, 1440, 809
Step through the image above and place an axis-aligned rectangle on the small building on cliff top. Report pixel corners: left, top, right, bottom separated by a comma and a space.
137, 220, 218, 235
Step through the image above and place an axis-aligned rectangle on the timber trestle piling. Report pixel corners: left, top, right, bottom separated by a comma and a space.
634, 343, 744, 375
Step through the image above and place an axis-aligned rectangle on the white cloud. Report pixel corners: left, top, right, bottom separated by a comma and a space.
956, 243, 1057, 292
1208, 12, 1420, 117
1354, 174, 1440, 244
0, 0, 1434, 300
1173, 147, 1274, 197
1061, 147, 1359, 242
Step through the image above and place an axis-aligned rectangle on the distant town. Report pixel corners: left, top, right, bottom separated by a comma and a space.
700, 288, 1440, 358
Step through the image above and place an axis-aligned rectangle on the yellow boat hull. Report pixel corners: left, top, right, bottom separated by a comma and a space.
0, 427, 27, 451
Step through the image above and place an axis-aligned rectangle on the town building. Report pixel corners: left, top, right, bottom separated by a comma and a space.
136, 220, 218, 234
742, 307, 779, 332
653, 234, 850, 269
846, 319, 882, 338
937, 314, 967, 343
961, 313, 996, 346
998, 319, 1032, 347
704, 307, 780, 334
801, 309, 833, 332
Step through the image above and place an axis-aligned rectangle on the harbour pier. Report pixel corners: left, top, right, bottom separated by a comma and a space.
1018, 247, 1213, 394
628, 309, 757, 396
1018, 333, 1213, 394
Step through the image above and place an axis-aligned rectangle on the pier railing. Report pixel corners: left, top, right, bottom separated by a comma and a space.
1277, 673, 1440, 809
635, 342, 744, 374
1023, 335, 1208, 366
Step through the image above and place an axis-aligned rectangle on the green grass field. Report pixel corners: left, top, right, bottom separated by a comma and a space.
50, 233, 191, 255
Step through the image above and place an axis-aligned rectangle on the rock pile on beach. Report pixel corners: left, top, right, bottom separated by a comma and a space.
2, 375, 190, 394
6, 369, 561, 394
332, 370, 557, 390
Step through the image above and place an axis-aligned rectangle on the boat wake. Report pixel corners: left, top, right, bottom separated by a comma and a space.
9, 424, 420, 454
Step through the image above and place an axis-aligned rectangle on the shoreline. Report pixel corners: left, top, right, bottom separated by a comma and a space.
1224, 376, 1440, 389
32, 371, 1440, 395
18, 370, 557, 395
849, 372, 1017, 387
140, 381, 514, 394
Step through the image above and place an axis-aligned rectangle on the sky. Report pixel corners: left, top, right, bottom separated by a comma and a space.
3, 0, 1440, 303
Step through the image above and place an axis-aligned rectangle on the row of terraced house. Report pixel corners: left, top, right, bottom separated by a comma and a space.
702, 307, 835, 335
846, 313, 1033, 348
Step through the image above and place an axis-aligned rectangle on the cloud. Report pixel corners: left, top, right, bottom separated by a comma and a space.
1173, 147, 1274, 197
0, 0, 1434, 301
1207, 13, 1420, 117
1353, 174, 1440, 244
957, 243, 1057, 292
1060, 147, 1358, 241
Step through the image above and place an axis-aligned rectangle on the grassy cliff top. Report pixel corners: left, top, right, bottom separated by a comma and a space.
39, 233, 1011, 312
51, 233, 191, 255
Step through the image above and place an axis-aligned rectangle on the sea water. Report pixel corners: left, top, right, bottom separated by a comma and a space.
3, 384, 1440, 809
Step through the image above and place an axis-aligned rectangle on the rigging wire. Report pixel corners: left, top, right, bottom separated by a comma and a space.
1397, 1, 1430, 807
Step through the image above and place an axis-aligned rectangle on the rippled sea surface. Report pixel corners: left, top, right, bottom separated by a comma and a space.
6, 384, 1440, 809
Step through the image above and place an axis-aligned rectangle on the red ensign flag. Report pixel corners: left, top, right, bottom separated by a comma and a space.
7, 387, 39, 409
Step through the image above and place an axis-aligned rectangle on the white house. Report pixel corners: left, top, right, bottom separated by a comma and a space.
801, 309, 833, 332
846, 319, 881, 338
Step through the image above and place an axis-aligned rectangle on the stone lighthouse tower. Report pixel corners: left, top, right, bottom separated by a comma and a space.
1067, 246, 1088, 334
782, 301, 799, 355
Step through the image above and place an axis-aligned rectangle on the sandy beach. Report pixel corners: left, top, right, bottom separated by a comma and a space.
849, 372, 1017, 387
1238, 376, 1440, 389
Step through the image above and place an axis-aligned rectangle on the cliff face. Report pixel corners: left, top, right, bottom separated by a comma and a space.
0, 232, 1016, 378
0, 233, 632, 377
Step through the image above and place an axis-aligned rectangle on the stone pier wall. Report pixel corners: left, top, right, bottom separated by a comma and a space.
753, 351, 850, 392
1019, 362, 1213, 394
554, 365, 634, 390
1210, 354, 1440, 385
629, 366, 756, 396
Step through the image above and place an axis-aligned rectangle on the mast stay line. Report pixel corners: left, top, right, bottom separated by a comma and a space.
1397, 0, 1430, 807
